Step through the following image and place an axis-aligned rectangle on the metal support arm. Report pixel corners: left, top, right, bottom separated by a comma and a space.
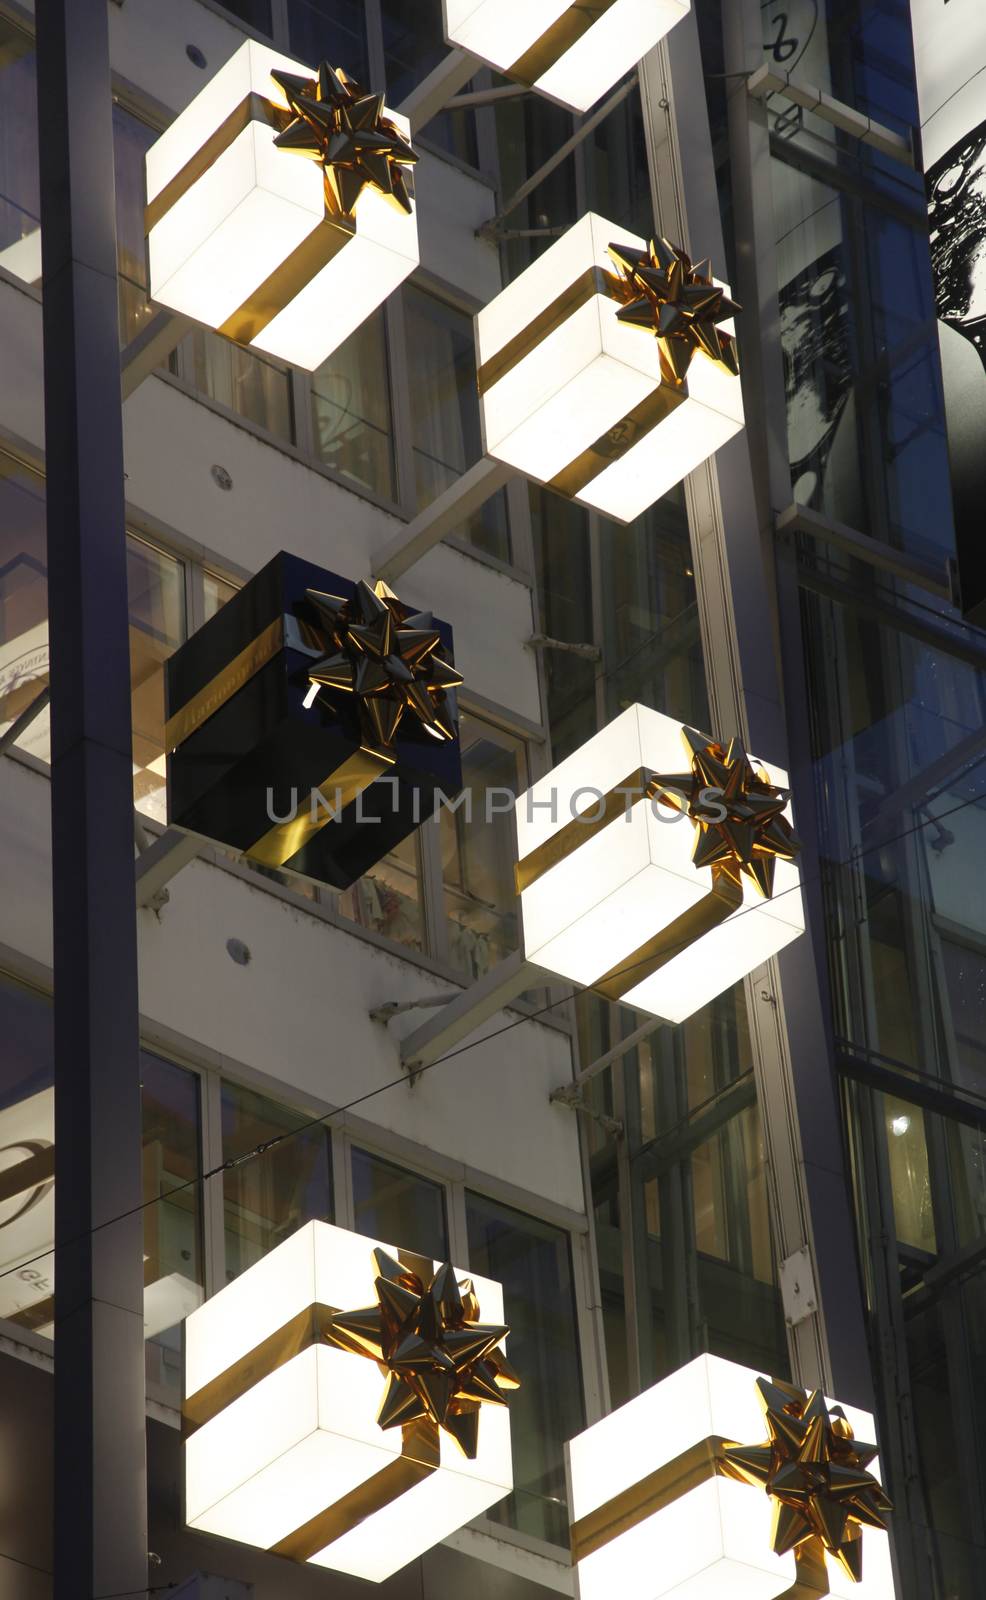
372, 457, 514, 585
399, 948, 550, 1077
135, 827, 202, 911
121, 305, 192, 400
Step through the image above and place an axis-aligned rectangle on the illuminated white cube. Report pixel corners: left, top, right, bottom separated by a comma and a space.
567, 1356, 895, 1600
476, 214, 743, 524
443, 0, 690, 113
184, 1220, 513, 1581
145, 40, 418, 370
513, 704, 803, 1022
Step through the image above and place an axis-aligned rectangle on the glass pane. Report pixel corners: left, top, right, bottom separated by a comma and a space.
171, 328, 294, 443
330, 832, 425, 953
311, 309, 395, 501
287, 0, 369, 82
442, 714, 525, 979
113, 104, 156, 344
128, 536, 186, 823
0, 20, 41, 287
529, 485, 596, 762
404, 285, 510, 561
351, 1148, 448, 1260
883, 1095, 936, 1254
221, 1081, 333, 1283
465, 1192, 584, 1548
0, 977, 54, 1335
203, 571, 238, 622
141, 1054, 203, 1395
0, 453, 49, 761
381, 0, 478, 165
217, 0, 273, 33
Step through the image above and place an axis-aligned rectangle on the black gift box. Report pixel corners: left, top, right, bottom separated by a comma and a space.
165, 551, 462, 890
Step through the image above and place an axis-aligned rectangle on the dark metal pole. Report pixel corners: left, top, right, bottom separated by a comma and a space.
35, 1, 148, 1595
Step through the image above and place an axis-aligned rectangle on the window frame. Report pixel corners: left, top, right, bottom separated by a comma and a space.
0, 973, 597, 1565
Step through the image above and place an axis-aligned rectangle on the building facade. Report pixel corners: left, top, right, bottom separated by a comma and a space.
0, 1, 982, 1598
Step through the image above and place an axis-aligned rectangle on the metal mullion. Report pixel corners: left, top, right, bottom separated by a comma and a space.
331, 1124, 355, 1232
383, 290, 419, 519
417, 809, 449, 967
364, 0, 386, 97
290, 364, 315, 461
447, 1177, 470, 1268
199, 1068, 227, 1300
270, 0, 289, 49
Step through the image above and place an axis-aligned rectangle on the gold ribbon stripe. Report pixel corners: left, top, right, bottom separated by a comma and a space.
514, 766, 659, 894
271, 1418, 441, 1562
548, 378, 687, 501
218, 212, 354, 346
508, 0, 621, 86
572, 1433, 832, 1599
145, 92, 291, 233
183, 1301, 338, 1435
477, 264, 624, 396
165, 615, 285, 752
592, 871, 742, 1003
244, 745, 396, 870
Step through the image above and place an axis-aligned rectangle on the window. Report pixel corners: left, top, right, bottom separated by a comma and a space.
331, 832, 426, 954
129, 536, 186, 824
351, 1147, 449, 1259
169, 330, 295, 445
403, 285, 511, 562
142, 1054, 204, 1396
442, 713, 525, 979
221, 1080, 333, 1283
113, 103, 156, 343
0, 453, 48, 761
311, 309, 396, 501
465, 1193, 584, 1548
287, 0, 369, 82
0, 18, 40, 288
216, 0, 273, 33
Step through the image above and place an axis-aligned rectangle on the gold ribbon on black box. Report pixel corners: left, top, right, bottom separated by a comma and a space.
164, 577, 462, 873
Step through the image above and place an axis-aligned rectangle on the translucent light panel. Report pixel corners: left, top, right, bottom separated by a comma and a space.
146, 41, 418, 370
443, 0, 690, 114
183, 1220, 513, 1581
567, 1356, 895, 1600
476, 214, 743, 523
514, 704, 804, 1023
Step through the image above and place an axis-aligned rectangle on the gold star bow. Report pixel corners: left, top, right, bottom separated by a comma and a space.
653, 725, 801, 900
271, 60, 418, 219
305, 578, 463, 753
608, 237, 741, 386
723, 1377, 893, 1584
324, 1249, 520, 1459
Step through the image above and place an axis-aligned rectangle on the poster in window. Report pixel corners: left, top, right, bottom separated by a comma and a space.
912, 0, 986, 622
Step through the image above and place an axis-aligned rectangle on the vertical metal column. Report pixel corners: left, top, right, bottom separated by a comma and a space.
638, 11, 873, 1405
35, 1, 149, 1596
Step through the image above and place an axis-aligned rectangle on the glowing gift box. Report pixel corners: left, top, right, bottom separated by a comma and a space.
443, 0, 690, 114
145, 41, 419, 369
567, 1355, 895, 1600
165, 551, 462, 891
183, 1220, 516, 1580
476, 214, 744, 524
513, 704, 804, 1022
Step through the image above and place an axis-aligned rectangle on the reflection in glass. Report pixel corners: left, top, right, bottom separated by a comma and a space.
203, 570, 238, 622
311, 309, 395, 500
170, 329, 295, 444
529, 485, 596, 762
351, 1148, 448, 1261
883, 1095, 936, 1255
442, 715, 525, 979
129, 537, 186, 822
331, 832, 424, 953
287, 0, 369, 84
0, 19, 40, 287
0, 978, 53, 1335
404, 286, 510, 561
113, 104, 156, 343
465, 1192, 584, 1548
142, 1054, 203, 1395
221, 1081, 332, 1283
0, 454, 48, 761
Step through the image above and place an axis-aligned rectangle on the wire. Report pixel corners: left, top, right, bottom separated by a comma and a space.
2, 765, 985, 1293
